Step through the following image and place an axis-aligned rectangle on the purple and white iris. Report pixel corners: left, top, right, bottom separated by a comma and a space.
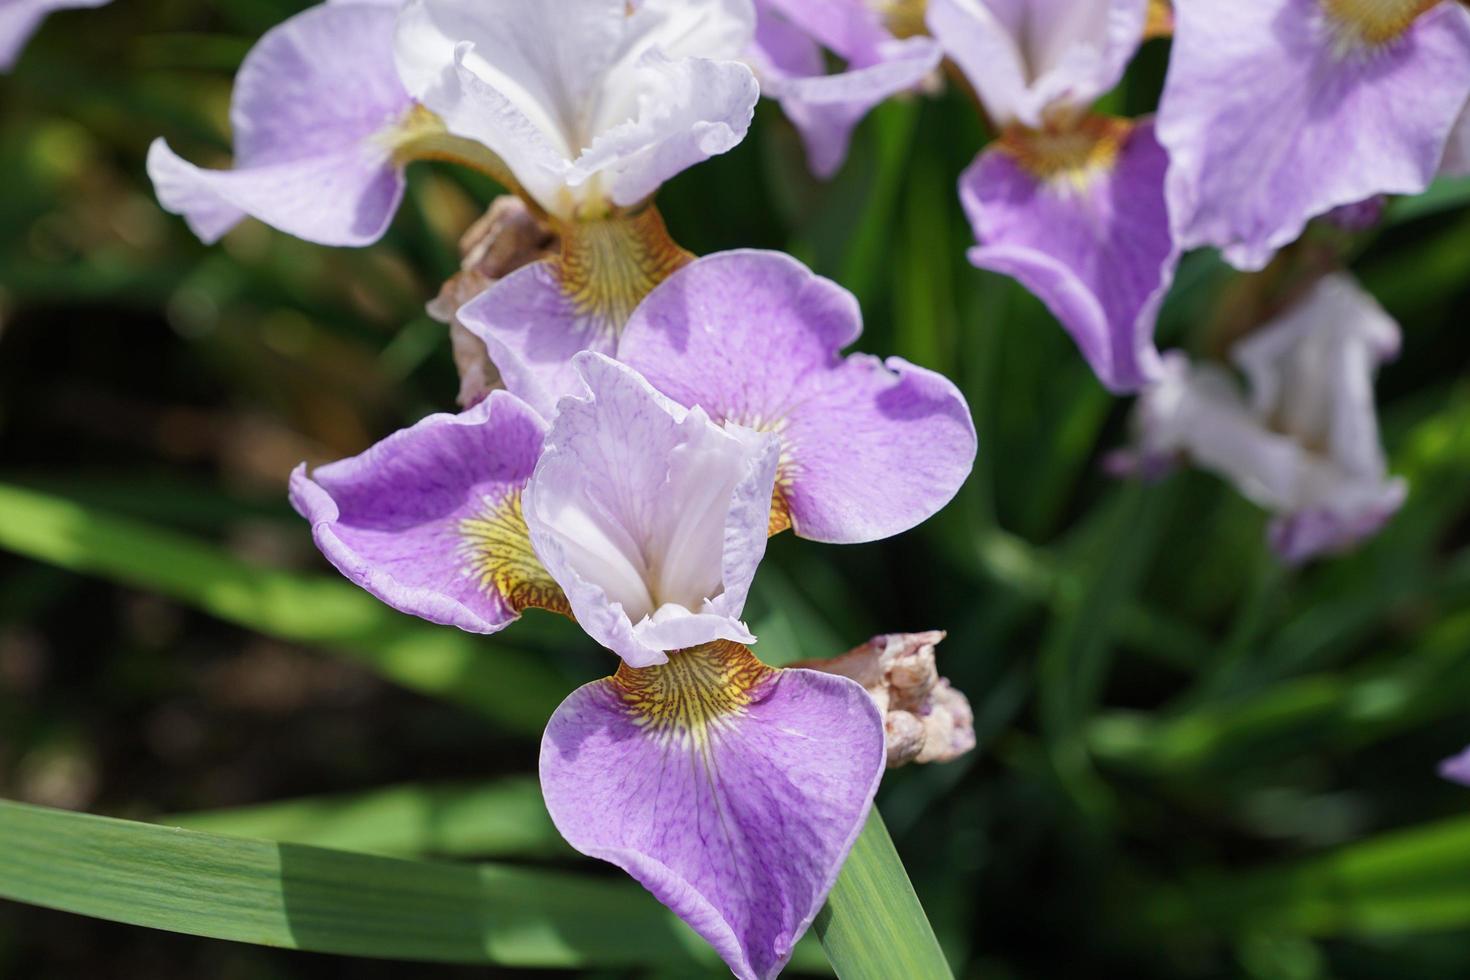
929, 0, 1176, 393
1119, 273, 1406, 564
747, 0, 942, 177
148, 0, 760, 245
1158, 0, 1470, 271
293, 248, 976, 979
0, 0, 108, 72
461, 248, 978, 543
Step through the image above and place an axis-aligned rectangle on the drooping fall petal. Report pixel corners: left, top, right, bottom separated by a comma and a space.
540, 640, 886, 980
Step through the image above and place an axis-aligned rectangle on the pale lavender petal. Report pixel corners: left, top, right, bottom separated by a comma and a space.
960, 118, 1174, 393
752, 2, 941, 178
0, 0, 108, 72
458, 259, 616, 420
617, 250, 977, 544
523, 353, 780, 668
396, 0, 757, 219
148, 2, 411, 246
1440, 746, 1470, 786
1159, 0, 1470, 271
756, 0, 892, 62
290, 390, 565, 633
927, 0, 1148, 126
541, 641, 885, 980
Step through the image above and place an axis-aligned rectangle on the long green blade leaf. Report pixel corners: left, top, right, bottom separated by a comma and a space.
0, 798, 713, 968
164, 778, 566, 859
0, 482, 565, 734
815, 811, 953, 979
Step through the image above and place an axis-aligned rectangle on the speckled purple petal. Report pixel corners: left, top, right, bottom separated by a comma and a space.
752, 0, 940, 178
1440, 746, 1470, 786
616, 250, 977, 544
960, 118, 1174, 393
1158, 0, 1470, 271
523, 354, 780, 668
541, 641, 885, 980
0, 0, 108, 71
290, 390, 566, 633
148, 1, 412, 246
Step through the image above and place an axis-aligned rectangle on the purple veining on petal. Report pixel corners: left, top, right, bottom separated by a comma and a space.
960, 118, 1175, 393
290, 390, 563, 633
540, 640, 885, 980
148, 1, 412, 246
1158, 0, 1470, 270
522, 353, 779, 668
616, 250, 977, 544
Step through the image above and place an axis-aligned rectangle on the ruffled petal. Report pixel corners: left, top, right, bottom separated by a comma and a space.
396, 0, 757, 219
541, 640, 885, 980
523, 354, 779, 667
618, 250, 977, 544
959, 117, 1175, 393
148, 1, 411, 245
1158, 0, 1470, 270
290, 390, 566, 633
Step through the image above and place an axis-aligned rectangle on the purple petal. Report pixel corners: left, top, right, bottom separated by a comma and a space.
1158, 0, 1470, 270
0, 0, 108, 72
752, 2, 941, 178
927, 0, 1148, 127
148, 2, 412, 246
755, 0, 893, 62
523, 354, 780, 668
1442, 100, 1470, 177
290, 390, 566, 633
617, 250, 977, 544
540, 640, 886, 980
1440, 746, 1470, 786
960, 117, 1174, 393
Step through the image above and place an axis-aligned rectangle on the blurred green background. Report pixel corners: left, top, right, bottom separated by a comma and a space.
4, 2, 1470, 978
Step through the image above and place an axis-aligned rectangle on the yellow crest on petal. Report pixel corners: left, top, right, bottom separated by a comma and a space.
614, 641, 776, 747
555, 206, 693, 332
1323, 0, 1441, 45
999, 115, 1133, 191
459, 489, 571, 616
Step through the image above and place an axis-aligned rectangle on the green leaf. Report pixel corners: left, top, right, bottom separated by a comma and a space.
0, 482, 567, 734
815, 811, 954, 980
164, 779, 567, 860
0, 798, 714, 969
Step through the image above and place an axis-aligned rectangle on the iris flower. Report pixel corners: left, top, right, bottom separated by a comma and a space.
0, 0, 109, 72
1441, 746, 1470, 786
1119, 273, 1405, 563
928, 0, 1176, 393
747, 0, 942, 177
459, 248, 977, 543
1158, 0, 1470, 271
292, 252, 976, 978
148, 0, 758, 262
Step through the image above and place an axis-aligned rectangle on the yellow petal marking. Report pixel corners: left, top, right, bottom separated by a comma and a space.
458, 489, 571, 617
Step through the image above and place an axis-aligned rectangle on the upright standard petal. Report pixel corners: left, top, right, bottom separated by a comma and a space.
148, 2, 414, 246
960, 116, 1174, 393
751, 0, 941, 178
1158, 0, 1470, 271
395, 0, 758, 220
927, 0, 1148, 127
290, 391, 569, 633
541, 640, 886, 980
617, 250, 978, 543
0, 0, 108, 72
1124, 275, 1406, 562
523, 354, 780, 667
